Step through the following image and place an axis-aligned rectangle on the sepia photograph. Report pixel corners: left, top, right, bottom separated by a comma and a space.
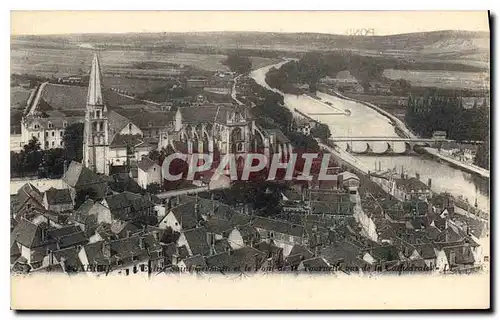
9, 10, 491, 310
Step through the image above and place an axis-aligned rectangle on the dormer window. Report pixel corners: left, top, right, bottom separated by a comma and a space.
33, 124, 39, 130
48, 122, 53, 129
63, 121, 68, 128
148, 121, 153, 127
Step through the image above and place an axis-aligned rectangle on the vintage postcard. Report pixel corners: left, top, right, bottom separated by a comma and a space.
10, 11, 490, 310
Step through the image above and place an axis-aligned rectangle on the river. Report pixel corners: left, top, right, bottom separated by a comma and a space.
250, 63, 490, 212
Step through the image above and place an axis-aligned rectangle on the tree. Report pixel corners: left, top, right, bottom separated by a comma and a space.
146, 182, 162, 194
223, 53, 252, 74
310, 123, 332, 141
63, 123, 84, 162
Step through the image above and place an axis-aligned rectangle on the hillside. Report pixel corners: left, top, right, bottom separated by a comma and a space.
12, 30, 489, 64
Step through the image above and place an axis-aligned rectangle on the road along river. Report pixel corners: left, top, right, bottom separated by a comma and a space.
250, 63, 490, 213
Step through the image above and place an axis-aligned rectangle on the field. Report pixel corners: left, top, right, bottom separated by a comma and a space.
10, 43, 280, 80
383, 69, 489, 90
10, 86, 32, 108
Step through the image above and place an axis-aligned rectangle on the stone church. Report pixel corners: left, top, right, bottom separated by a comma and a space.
22, 53, 293, 178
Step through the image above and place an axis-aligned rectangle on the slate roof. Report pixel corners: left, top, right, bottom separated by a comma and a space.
181, 255, 207, 271
83, 233, 162, 270
284, 254, 304, 268
72, 199, 97, 223
63, 161, 108, 195
109, 134, 144, 148
252, 216, 305, 238
213, 239, 231, 254
254, 241, 283, 261
105, 191, 155, 221
443, 245, 475, 266
120, 110, 176, 129
108, 110, 134, 142
138, 157, 160, 172
203, 218, 234, 236
17, 183, 43, 206
311, 200, 353, 215
416, 243, 437, 260
288, 244, 314, 260
395, 177, 430, 193
44, 188, 73, 206
371, 245, 400, 262
169, 202, 203, 230
320, 241, 365, 266
11, 219, 46, 248
300, 257, 332, 272
205, 246, 267, 272
52, 247, 83, 272
178, 105, 245, 125
228, 225, 257, 247
183, 227, 211, 256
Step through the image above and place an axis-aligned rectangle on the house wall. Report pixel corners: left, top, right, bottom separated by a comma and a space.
88, 233, 104, 244
138, 165, 162, 189
158, 211, 180, 232
424, 258, 437, 270
31, 214, 63, 228
148, 166, 162, 186
119, 123, 142, 136
88, 203, 112, 225
21, 245, 31, 263
109, 147, 127, 166
435, 249, 449, 271
227, 229, 244, 249
176, 233, 192, 256
49, 202, 74, 213
22, 122, 68, 150
137, 169, 148, 189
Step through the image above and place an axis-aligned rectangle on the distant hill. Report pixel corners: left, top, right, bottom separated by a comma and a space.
11, 30, 490, 68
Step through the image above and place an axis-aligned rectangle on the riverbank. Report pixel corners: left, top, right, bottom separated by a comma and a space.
424, 147, 489, 179
320, 88, 416, 139
250, 62, 489, 211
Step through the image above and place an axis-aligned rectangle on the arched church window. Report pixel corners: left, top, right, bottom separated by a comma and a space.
237, 143, 243, 152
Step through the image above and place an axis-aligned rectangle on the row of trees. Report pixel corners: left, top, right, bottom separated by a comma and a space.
223, 53, 252, 74
265, 51, 385, 94
405, 92, 489, 142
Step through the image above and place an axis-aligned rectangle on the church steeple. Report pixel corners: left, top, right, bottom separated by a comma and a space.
83, 52, 109, 175
87, 53, 104, 106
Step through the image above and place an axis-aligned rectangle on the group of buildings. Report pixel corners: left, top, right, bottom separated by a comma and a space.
19, 54, 293, 187
10, 53, 484, 275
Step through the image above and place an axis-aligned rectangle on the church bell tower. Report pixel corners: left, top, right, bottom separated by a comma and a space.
83, 53, 109, 175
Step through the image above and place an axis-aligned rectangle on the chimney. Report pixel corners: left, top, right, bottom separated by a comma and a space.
427, 178, 432, 188
47, 248, 53, 265
40, 227, 47, 242
139, 237, 145, 250
102, 243, 111, 258
206, 232, 213, 246
416, 172, 420, 181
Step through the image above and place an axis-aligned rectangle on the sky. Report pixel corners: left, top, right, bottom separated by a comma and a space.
11, 11, 490, 36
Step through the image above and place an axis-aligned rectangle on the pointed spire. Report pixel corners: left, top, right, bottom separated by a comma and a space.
87, 52, 104, 106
